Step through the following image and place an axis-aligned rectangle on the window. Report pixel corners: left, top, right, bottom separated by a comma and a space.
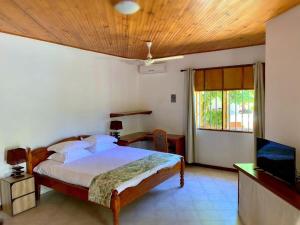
195, 91, 222, 130
195, 90, 254, 132
194, 65, 255, 133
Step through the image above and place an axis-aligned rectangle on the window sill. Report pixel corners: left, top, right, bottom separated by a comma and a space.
197, 128, 253, 134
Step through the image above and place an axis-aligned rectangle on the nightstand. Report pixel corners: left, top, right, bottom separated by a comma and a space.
0, 174, 36, 216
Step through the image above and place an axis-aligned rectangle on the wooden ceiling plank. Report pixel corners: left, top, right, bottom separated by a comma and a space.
0, 0, 298, 58
0, 0, 59, 41
14, 0, 82, 47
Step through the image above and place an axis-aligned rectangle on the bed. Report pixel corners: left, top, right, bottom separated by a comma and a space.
26, 136, 184, 225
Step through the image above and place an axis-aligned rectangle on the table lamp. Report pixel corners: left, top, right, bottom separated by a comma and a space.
110, 120, 123, 140
6, 148, 27, 178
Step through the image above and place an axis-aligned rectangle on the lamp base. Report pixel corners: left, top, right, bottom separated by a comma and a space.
111, 131, 120, 140
11, 165, 25, 178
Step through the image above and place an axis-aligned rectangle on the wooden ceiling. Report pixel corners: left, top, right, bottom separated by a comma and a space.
0, 0, 299, 59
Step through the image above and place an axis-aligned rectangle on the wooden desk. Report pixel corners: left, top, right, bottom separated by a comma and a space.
119, 132, 185, 157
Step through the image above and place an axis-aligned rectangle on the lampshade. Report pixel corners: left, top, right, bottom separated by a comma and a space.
6, 148, 27, 165
110, 120, 123, 130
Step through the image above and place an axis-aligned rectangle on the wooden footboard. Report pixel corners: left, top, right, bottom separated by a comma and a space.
27, 136, 185, 225
33, 159, 184, 225
118, 158, 183, 208
111, 158, 184, 225
33, 173, 89, 202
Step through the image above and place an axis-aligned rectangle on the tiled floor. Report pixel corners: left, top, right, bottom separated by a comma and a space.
0, 166, 243, 225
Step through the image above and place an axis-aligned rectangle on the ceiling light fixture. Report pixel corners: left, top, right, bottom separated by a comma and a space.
114, 0, 140, 15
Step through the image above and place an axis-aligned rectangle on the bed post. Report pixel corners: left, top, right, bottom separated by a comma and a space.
180, 157, 185, 188
111, 190, 120, 225
26, 148, 33, 175
35, 175, 41, 202
26, 148, 41, 202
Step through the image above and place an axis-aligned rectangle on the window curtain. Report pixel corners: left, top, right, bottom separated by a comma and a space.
186, 68, 196, 163
254, 62, 265, 138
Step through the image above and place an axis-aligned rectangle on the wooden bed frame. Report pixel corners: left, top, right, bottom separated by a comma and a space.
26, 136, 185, 225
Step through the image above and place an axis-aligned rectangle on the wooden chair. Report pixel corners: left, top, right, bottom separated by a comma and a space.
153, 129, 169, 152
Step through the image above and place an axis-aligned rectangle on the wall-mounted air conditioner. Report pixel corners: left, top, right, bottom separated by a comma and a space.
138, 63, 167, 74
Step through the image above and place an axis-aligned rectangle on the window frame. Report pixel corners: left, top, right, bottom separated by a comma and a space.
195, 90, 254, 134
193, 63, 264, 134
197, 127, 253, 134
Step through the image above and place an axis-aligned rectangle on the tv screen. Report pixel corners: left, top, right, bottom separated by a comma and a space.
256, 137, 296, 185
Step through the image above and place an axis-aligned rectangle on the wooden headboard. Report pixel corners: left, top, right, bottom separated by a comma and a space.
26, 136, 90, 174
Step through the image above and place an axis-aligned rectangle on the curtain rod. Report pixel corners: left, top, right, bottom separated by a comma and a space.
180, 62, 264, 73
180, 69, 193, 72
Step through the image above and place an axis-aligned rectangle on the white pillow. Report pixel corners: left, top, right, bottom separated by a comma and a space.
84, 135, 117, 145
86, 143, 118, 153
47, 141, 93, 153
48, 148, 92, 164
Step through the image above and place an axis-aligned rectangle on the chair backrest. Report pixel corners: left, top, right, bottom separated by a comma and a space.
153, 129, 168, 152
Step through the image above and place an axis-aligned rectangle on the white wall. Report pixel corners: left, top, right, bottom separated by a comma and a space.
265, 5, 300, 170
140, 45, 265, 168
0, 32, 267, 173
0, 33, 141, 178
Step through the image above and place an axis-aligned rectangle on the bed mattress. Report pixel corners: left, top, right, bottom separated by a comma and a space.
34, 146, 181, 193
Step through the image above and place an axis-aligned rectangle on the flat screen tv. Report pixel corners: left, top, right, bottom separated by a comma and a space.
256, 137, 296, 185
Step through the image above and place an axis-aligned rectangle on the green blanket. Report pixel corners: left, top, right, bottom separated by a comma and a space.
88, 152, 181, 207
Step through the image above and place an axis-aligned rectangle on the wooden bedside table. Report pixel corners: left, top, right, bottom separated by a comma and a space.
0, 174, 36, 216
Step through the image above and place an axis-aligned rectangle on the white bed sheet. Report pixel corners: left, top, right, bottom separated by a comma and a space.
34, 146, 180, 193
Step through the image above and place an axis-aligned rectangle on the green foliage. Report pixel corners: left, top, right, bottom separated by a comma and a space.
200, 91, 222, 129
198, 90, 254, 129
227, 90, 254, 112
